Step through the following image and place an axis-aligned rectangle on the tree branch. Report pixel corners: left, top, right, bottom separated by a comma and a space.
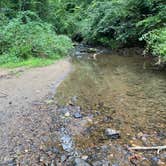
129, 145, 166, 154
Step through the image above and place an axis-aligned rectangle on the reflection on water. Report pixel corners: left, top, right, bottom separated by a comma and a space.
56, 50, 166, 154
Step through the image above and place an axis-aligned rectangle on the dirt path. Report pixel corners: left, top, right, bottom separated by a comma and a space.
0, 59, 72, 164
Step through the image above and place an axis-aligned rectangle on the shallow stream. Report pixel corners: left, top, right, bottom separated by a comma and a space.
55, 46, 166, 165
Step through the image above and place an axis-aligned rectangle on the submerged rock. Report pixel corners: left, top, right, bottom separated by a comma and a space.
92, 160, 110, 166
105, 128, 120, 139
61, 134, 73, 152
151, 156, 159, 166
73, 112, 83, 118
74, 158, 91, 166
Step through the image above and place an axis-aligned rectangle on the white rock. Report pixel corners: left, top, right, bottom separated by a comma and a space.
65, 112, 70, 117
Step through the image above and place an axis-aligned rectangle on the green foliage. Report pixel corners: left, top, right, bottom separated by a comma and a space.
0, 0, 166, 65
141, 27, 166, 61
0, 11, 73, 65
1, 58, 55, 68
77, 0, 166, 62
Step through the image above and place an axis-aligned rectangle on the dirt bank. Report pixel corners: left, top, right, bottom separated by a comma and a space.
0, 59, 72, 164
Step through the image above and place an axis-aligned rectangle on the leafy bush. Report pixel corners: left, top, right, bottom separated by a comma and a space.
78, 0, 166, 62
141, 27, 166, 61
0, 11, 73, 65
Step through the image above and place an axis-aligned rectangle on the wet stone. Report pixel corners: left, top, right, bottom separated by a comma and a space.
61, 155, 67, 163
151, 156, 159, 166
50, 160, 55, 166
81, 155, 88, 160
0, 159, 16, 166
40, 135, 50, 142
74, 158, 91, 166
73, 112, 83, 118
103, 116, 113, 123
105, 128, 120, 139
92, 160, 110, 166
51, 147, 59, 154
61, 134, 73, 152
112, 163, 119, 166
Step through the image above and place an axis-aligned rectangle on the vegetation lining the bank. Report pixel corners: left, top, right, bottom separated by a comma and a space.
0, 0, 166, 66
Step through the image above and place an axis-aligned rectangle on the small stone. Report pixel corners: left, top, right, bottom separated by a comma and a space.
137, 132, 143, 138
61, 155, 67, 162
103, 116, 113, 123
39, 156, 44, 162
105, 128, 120, 139
157, 160, 165, 165
92, 160, 110, 166
73, 112, 83, 118
61, 134, 73, 152
41, 135, 49, 142
71, 96, 78, 103
74, 158, 91, 166
151, 156, 159, 164
112, 164, 119, 166
9, 101, 12, 105
52, 147, 59, 154
141, 136, 147, 142
25, 149, 28, 153
81, 155, 88, 160
65, 112, 70, 117
50, 160, 55, 166
68, 100, 74, 106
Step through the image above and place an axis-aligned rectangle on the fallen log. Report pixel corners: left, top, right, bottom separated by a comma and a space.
129, 145, 166, 154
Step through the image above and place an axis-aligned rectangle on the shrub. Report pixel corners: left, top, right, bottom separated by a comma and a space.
78, 0, 166, 63
0, 11, 73, 65
140, 27, 166, 62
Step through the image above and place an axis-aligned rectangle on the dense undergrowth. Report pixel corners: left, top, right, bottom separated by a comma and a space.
79, 0, 166, 63
0, 11, 73, 67
0, 0, 166, 66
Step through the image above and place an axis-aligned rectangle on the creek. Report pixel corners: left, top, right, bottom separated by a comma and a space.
55, 45, 166, 165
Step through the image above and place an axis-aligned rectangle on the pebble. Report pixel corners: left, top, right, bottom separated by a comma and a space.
73, 112, 83, 118
112, 164, 119, 166
151, 156, 159, 164
137, 132, 143, 138
74, 158, 91, 166
51, 147, 59, 154
61, 155, 67, 162
61, 134, 73, 152
50, 160, 55, 166
81, 155, 88, 160
157, 160, 165, 165
71, 96, 78, 103
141, 136, 147, 142
92, 160, 110, 166
65, 112, 70, 117
105, 128, 120, 139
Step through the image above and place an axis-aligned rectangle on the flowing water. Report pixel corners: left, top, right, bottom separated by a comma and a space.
55, 47, 166, 165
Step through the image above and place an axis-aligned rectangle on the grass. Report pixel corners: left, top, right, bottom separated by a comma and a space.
0, 57, 60, 68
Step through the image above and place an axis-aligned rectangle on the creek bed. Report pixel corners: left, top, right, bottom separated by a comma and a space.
55, 47, 166, 165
